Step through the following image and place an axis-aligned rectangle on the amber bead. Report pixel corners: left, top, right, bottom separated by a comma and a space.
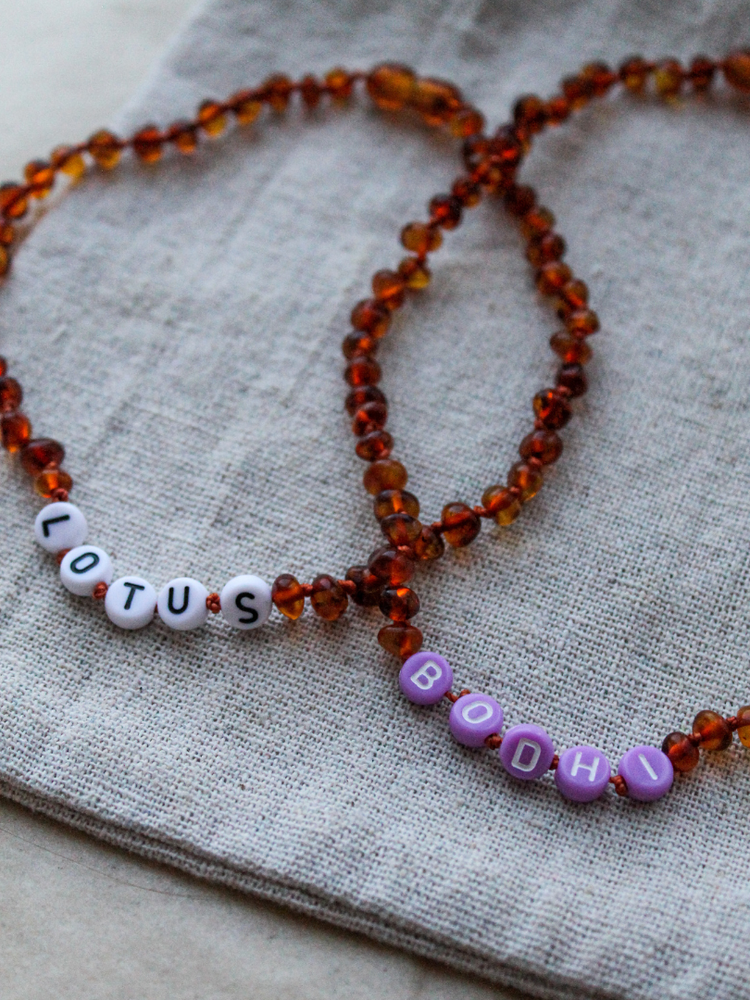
662, 731, 700, 772
230, 89, 263, 124
366, 63, 416, 111
504, 184, 536, 217
88, 130, 122, 169
533, 388, 572, 429
481, 485, 521, 526
451, 177, 481, 208
429, 194, 462, 230
380, 512, 422, 547
351, 298, 392, 338
0, 376, 22, 411
412, 77, 462, 126
345, 565, 383, 607
723, 50, 750, 92
1, 412, 31, 452
398, 257, 431, 290
0, 356, 6, 375
131, 125, 163, 164
413, 525, 445, 561
24, 160, 55, 198
581, 62, 617, 96
441, 503, 481, 547
619, 56, 651, 93
20, 437, 64, 475
325, 67, 354, 101
368, 545, 414, 585
545, 95, 571, 126
558, 281, 589, 314
364, 458, 407, 495
0, 246, 8, 277
508, 461, 543, 501
50, 146, 86, 180
34, 468, 72, 498
521, 206, 555, 239
736, 705, 750, 748
557, 363, 588, 398
537, 262, 572, 296
566, 309, 600, 336
0, 222, 13, 246
374, 488, 420, 521
490, 126, 524, 165
372, 269, 406, 310
688, 56, 715, 91
262, 74, 293, 112
654, 60, 683, 98
561, 74, 595, 109
400, 221, 442, 255
0, 183, 28, 220
550, 331, 592, 365
692, 710, 732, 751
378, 622, 423, 660
356, 429, 393, 461
310, 574, 348, 621
513, 94, 547, 133
449, 107, 485, 138
519, 429, 563, 466
352, 400, 387, 436
526, 233, 566, 267
342, 331, 378, 360
345, 356, 381, 387
271, 574, 305, 620
165, 121, 198, 154
345, 384, 386, 417
380, 586, 420, 622
197, 101, 227, 136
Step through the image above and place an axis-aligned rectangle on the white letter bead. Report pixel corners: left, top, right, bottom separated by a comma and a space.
157, 577, 209, 631
105, 576, 157, 630
60, 545, 113, 596
220, 574, 272, 630
34, 501, 87, 553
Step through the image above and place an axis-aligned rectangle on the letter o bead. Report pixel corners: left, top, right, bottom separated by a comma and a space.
220, 575, 272, 630
60, 545, 113, 596
399, 651, 453, 705
499, 724, 555, 781
34, 501, 87, 553
618, 745, 674, 802
555, 745, 611, 802
157, 577, 209, 631
105, 576, 157, 630
449, 692, 503, 748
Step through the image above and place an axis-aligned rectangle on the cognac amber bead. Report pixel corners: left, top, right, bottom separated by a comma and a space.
504, 184, 536, 217
0, 183, 28, 220
429, 194, 462, 230
521, 206, 555, 239
0, 376, 22, 411
692, 710, 732, 751
380, 512, 422, 547
449, 107, 485, 138
723, 50, 750, 92
412, 77, 462, 126
299, 76, 322, 109
351, 298, 391, 338
566, 309, 600, 336
688, 56, 715, 91
342, 331, 378, 359
413, 525, 445, 561
441, 503, 480, 547
0, 356, 6, 375
481, 485, 521, 526
50, 146, 86, 180
34, 468, 72, 498
24, 160, 55, 198
345, 384, 386, 417
372, 269, 406, 309
378, 622, 423, 660
0, 222, 13, 246
736, 705, 750, 748
380, 586, 420, 622
519, 429, 563, 465
557, 363, 588, 398
451, 177, 481, 208
363, 458, 407, 495
619, 56, 651, 93
561, 74, 595, 109
356, 429, 393, 461
132, 126, 163, 164
398, 257, 431, 289
558, 279, 589, 312
533, 388, 572, 429
581, 62, 617, 96
366, 63, 416, 111
526, 233, 566, 266
545, 95, 571, 126
654, 60, 683, 98
230, 89, 263, 124
400, 222, 442, 255
1, 412, 31, 452
88, 130, 122, 169
490, 126, 524, 166
325, 67, 354, 100
197, 100, 227, 136
536, 262, 572, 295
262, 74, 293, 112
368, 545, 414, 584
550, 331, 592, 365
662, 731, 700, 772
345, 356, 381, 387
272, 574, 305, 619
351, 400, 387, 435
310, 574, 348, 621
20, 437, 64, 475
374, 489, 420, 521
345, 565, 383, 607
508, 461, 543, 501
0, 246, 8, 277
165, 121, 198, 154
513, 94, 547, 133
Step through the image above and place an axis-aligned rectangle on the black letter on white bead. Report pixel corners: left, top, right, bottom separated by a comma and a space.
122, 581, 146, 610
168, 585, 190, 615
235, 592, 259, 625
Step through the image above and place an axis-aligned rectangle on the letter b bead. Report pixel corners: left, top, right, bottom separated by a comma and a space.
449, 692, 503, 747
220, 575, 272, 630
157, 577, 209, 631
399, 651, 453, 705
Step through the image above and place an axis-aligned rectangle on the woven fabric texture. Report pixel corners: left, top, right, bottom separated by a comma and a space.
1, 1, 750, 997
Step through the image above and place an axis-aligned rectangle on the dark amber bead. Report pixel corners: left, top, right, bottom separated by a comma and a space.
344, 356, 381, 387
345, 565, 383, 607
230, 89, 263, 124
1, 412, 31, 452
441, 502, 480, 547
310, 574, 348, 621
34, 468, 72, 498
413, 525, 445, 561
342, 331, 378, 360
0, 376, 22, 411
368, 545, 414, 584
262, 74, 293, 112
526, 233, 566, 266
654, 60, 683, 98
557, 363, 588, 398
429, 194, 462, 230
736, 705, 750, 748
0, 356, 6, 375
412, 77, 462, 126
521, 206, 555, 239
504, 184, 536, 217
50, 145, 86, 180
352, 400, 387, 436
558, 278, 589, 311
451, 177, 481, 208
481, 485, 521, 526
400, 221, 443, 255
356, 429, 393, 461
380, 586, 420, 622
662, 731, 700, 772
374, 489, 420, 521
688, 56, 715, 91
692, 710, 732, 751
566, 309, 600, 336
165, 121, 198, 154
88, 130, 123, 169
366, 63, 416, 111
533, 389, 572, 429
581, 62, 617, 96
364, 458, 407, 495
561, 74, 595, 108
325, 67, 354, 100
724, 50, 750, 92
132, 126, 163, 163
398, 257, 431, 289
537, 262, 572, 295
519, 429, 563, 466
380, 512, 422, 547
0, 245, 8, 277
619, 56, 651, 93
299, 75, 322, 109
513, 94, 547, 133
20, 437, 64, 475
449, 107, 485, 138
545, 95, 571, 126
24, 160, 55, 198
0, 183, 28, 220
372, 269, 406, 309
351, 298, 392, 339
490, 126, 523, 166
378, 622, 423, 659
550, 331, 592, 365
271, 574, 305, 620
508, 461, 543, 501
197, 100, 227, 136
345, 384, 386, 417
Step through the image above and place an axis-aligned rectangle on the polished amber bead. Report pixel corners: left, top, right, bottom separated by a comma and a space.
521, 206, 555, 239
325, 67, 354, 100
363, 458, 407, 495
20, 437, 64, 475
88, 130, 122, 169
561, 74, 595, 109
374, 488, 420, 520
165, 121, 198, 154
441, 503, 480, 547
356, 429, 393, 461
654, 60, 683, 98
508, 461, 543, 501
662, 731, 700, 772
504, 184, 536, 217
557, 363, 588, 398
736, 705, 750, 748
413, 525, 445, 561
271, 574, 305, 620
0, 376, 22, 411
342, 331, 378, 360
352, 400, 387, 435
429, 194, 462, 230
692, 710, 732, 751
34, 468, 73, 498
688, 56, 715, 91
537, 262, 572, 295
0, 182, 28, 220
581, 62, 617, 96
398, 257, 431, 290
345, 565, 383, 607
413, 77, 462, 126
566, 309, 600, 335
263, 74, 293, 112
0, 222, 13, 246
451, 177, 481, 208
351, 298, 391, 338
400, 221, 443, 255
380, 586, 420, 621
368, 545, 414, 584
526, 233, 566, 266
132, 126, 163, 164
366, 63, 416, 111
489, 126, 523, 166
299, 76, 321, 109
550, 331, 592, 365
372, 269, 406, 309
0, 356, 6, 376
481, 485, 521, 526
50, 146, 86, 180
378, 622, 423, 659
619, 56, 651, 93
0, 246, 8, 277
24, 160, 55, 198
513, 94, 547, 133
197, 100, 227, 136
310, 574, 348, 621
533, 388, 572, 429
345, 384, 386, 417
449, 107, 485, 138
545, 95, 571, 126
345, 356, 381, 387
723, 50, 750, 92
230, 89, 263, 124
519, 429, 563, 465
380, 512, 422, 547
1, 411, 31, 452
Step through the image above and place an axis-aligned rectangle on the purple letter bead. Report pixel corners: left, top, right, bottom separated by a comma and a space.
555, 745, 611, 802
449, 692, 503, 748
499, 723, 555, 781
399, 651, 453, 705
618, 745, 674, 802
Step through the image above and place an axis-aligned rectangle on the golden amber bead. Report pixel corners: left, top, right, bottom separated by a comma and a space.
351, 400, 387, 436
400, 221, 442, 255
377, 622, 423, 660
654, 60, 683, 98
398, 257, 431, 290
723, 50, 750, 92
364, 458, 407, 495
345, 384, 386, 417
325, 67, 353, 100
521, 206, 555, 239
132, 126, 163, 164
526, 233, 566, 267
20, 437, 64, 475
441, 502, 481, 547
550, 331, 592, 365
165, 121, 198, 154
736, 705, 750, 748
537, 262, 572, 296
662, 731, 700, 772
413, 525, 445, 561
342, 331, 378, 360
451, 177, 481, 208
581, 62, 617, 96
356, 429, 393, 461
271, 574, 305, 620
481, 485, 521, 526
380, 512, 422, 547
0, 375, 22, 411
688, 56, 715, 91
299, 76, 321, 109
50, 146, 86, 180
508, 461, 543, 501
519, 429, 563, 466
88, 130, 122, 169
34, 468, 72, 498
692, 710, 732, 751
566, 309, 600, 335
345, 356, 381, 388
513, 94, 547, 133
533, 388, 572, 429
619, 56, 651, 92
368, 545, 414, 585
449, 107, 485, 138
1, 411, 31, 452
197, 101, 227, 136
24, 160, 55, 198
263, 74, 293, 112
0, 246, 9, 277
345, 565, 383, 607
380, 586, 420, 622
310, 574, 348, 621
230, 89, 263, 124
412, 77, 462, 126
372, 269, 406, 309
429, 194, 462, 230
374, 488, 420, 521
366, 63, 416, 111
545, 95, 571, 126
557, 363, 588, 398
351, 298, 391, 338
0, 182, 28, 220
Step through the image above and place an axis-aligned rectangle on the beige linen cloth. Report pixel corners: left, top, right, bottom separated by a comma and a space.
1, 1, 749, 997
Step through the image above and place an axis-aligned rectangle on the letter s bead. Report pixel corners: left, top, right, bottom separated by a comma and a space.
220, 575, 272, 630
